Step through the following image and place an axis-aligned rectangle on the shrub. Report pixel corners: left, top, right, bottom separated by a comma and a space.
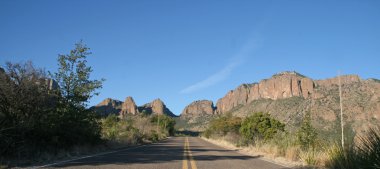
239, 112, 285, 143
101, 114, 120, 141
356, 127, 380, 169
150, 130, 159, 142
150, 114, 176, 136
297, 112, 318, 150
204, 113, 242, 137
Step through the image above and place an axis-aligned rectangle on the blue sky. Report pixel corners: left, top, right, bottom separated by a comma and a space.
1, 0, 379, 115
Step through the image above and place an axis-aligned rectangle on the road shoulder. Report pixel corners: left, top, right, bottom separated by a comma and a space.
200, 137, 298, 168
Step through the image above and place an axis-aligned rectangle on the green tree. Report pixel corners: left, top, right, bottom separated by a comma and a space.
53, 41, 104, 107
51, 41, 105, 146
239, 112, 285, 143
297, 112, 317, 149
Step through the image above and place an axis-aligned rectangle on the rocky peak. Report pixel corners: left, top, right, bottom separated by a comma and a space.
139, 98, 176, 117
181, 100, 215, 118
97, 98, 118, 106
120, 96, 139, 117
92, 98, 123, 116
272, 71, 306, 77
151, 99, 165, 115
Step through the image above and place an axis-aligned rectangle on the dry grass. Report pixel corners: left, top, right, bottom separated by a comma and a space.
202, 136, 304, 167
299, 150, 328, 167
202, 136, 332, 168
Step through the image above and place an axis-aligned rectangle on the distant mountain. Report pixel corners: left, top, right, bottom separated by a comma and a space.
181, 100, 215, 117
92, 98, 123, 116
92, 97, 176, 117
138, 98, 176, 117
179, 71, 380, 138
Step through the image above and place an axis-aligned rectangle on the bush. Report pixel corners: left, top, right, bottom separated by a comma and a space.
297, 112, 318, 150
101, 114, 173, 145
150, 130, 159, 142
203, 113, 242, 137
356, 127, 380, 168
239, 112, 285, 143
150, 114, 176, 136
101, 114, 120, 141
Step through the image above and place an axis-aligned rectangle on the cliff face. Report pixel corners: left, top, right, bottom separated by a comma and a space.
215, 72, 362, 114
181, 100, 215, 118
216, 71, 315, 114
119, 96, 139, 117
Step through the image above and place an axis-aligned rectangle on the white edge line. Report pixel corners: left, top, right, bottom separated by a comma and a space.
31, 144, 148, 168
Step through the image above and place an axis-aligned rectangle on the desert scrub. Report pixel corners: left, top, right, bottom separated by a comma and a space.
326, 126, 380, 169
101, 114, 174, 145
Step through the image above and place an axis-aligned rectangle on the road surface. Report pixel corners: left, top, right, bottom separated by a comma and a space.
44, 137, 289, 169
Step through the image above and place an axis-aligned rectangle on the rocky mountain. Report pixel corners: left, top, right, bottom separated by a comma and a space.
92, 98, 123, 116
215, 71, 360, 114
119, 96, 139, 117
93, 97, 176, 117
139, 99, 176, 117
181, 100, 215, 118
179, 71, 380, 137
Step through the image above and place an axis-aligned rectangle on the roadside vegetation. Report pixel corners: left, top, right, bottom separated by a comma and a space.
0, 41, 175, 167
202, 112, 380, 168
101, 114, 175, 146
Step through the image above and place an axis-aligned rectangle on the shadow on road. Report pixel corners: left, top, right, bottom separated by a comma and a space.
52, 137, 264, 168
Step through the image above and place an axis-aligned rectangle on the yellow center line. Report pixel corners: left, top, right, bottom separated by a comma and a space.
187, 137, 198, 169
183, 137, 197, 169
182, 137, 188, 169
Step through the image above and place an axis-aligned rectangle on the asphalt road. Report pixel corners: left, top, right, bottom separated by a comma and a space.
43, 137, 289, 169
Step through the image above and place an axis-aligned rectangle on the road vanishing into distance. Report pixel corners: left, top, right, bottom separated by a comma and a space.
41, 137, 288, 169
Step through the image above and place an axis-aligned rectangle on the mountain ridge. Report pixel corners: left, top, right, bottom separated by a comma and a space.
179, 71, 380, 137
92, 97, 176, 117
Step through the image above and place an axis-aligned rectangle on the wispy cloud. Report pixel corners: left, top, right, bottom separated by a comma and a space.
180, 39, 258, 94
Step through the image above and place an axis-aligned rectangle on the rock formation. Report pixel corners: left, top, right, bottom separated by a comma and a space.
120, 96, 139, 117
181, 100, 215, 118
92, 98, 123, 116
214, 72, 364, 114
216, 71, 315, 114
139, 98, 176, 117
93, 97, 176, 117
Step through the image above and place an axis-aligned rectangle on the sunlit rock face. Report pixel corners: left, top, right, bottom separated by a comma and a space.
120, 96, 139, 117
181, 100, 215, 118
216, 71, 316, 114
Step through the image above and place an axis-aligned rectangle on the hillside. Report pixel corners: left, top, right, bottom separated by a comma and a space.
179, 71, 380, 140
